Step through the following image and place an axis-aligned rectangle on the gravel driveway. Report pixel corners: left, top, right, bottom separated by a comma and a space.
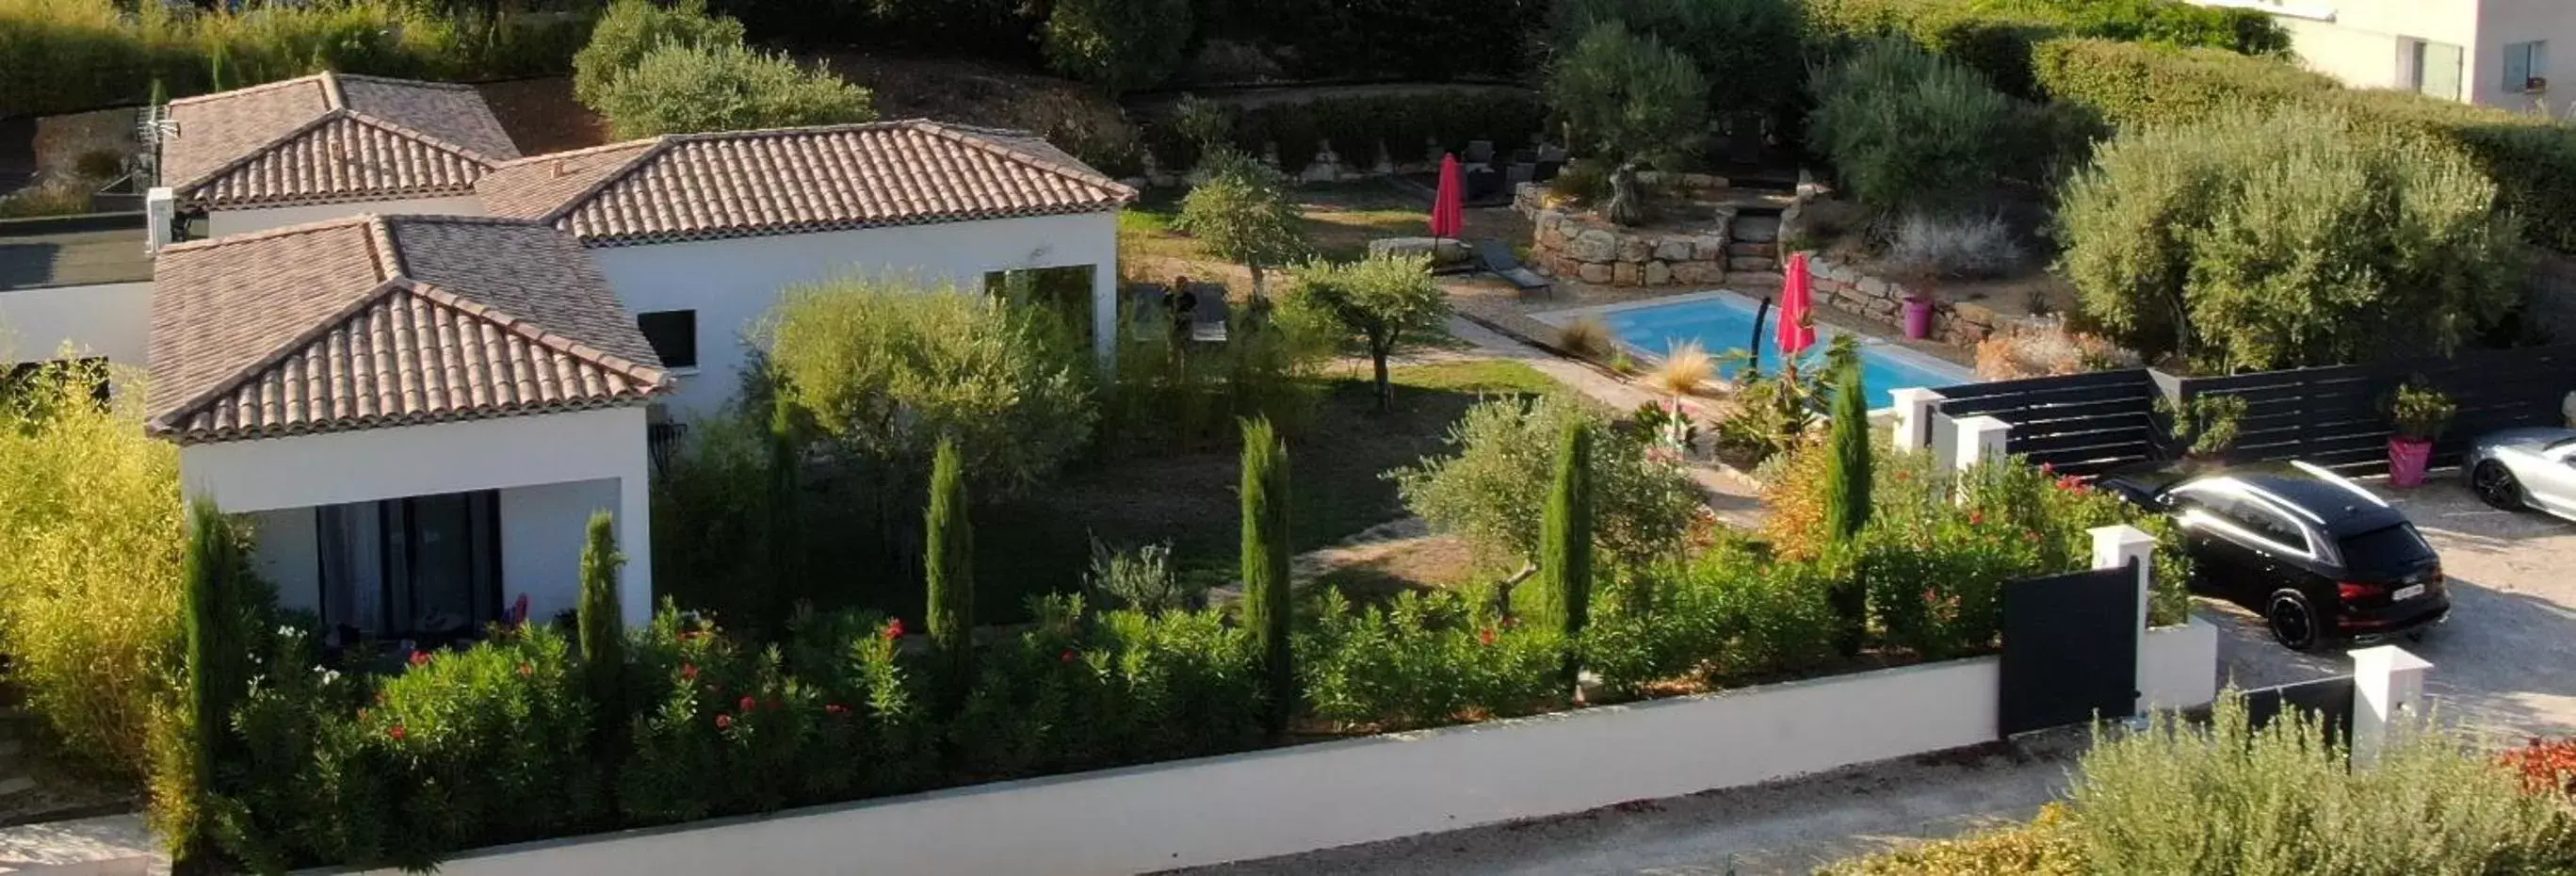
2210, 478, 2576, 738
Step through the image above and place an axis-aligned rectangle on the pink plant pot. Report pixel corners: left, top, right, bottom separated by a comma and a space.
1902, 298, 1935, 340
2388, 437, 2434, 488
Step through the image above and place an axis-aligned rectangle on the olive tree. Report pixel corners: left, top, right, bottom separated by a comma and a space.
1545, 22, 1709, 168
1393, 395, 1702, 569
1281, 253, 1448, 412
2061, 105, 2527, 372
1175, 153, 1307, 299
591, 41, 875, 138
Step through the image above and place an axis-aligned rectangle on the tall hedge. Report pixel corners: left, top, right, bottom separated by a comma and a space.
1527, 420, 1594, 655
1239, 416, 1293, 735
925, 437, 976, 699
2034, 38, 2576, 254
1807, 0, 2286, 101
1148, 90, 1548, 179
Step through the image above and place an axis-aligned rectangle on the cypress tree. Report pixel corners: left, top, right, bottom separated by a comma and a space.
174, 500, 246, 874
925, 438, 976, 701
766, 395, 802, 625
1531, 419, 1594, 685
1823, 361, 1873, 657
576, 511, 626, 730
1239, 416, 1293, 735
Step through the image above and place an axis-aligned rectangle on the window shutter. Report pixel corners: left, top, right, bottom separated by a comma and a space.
2506, 42, 2533, 92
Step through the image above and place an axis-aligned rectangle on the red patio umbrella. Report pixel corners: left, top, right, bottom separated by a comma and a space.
1429, 154, 1466, 242
1778, 251, 1818, 361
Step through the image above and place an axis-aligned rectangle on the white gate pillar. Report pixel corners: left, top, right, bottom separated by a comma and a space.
1888, 388, 1944, 453
2351, 645, 2434, 770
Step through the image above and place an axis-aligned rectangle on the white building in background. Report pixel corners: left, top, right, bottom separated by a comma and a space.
2199, 0, 2576, 112
472, 121, 1131, 420
1, 73, 1135, 638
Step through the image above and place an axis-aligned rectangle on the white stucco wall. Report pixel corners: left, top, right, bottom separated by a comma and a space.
182, 407, 656, 626
205, 194, 486, 238
348, 630, 2220, 876
0, 281, 152, 367
2477, 0, 2576, 110
249, 507, 321, 612
591, 211, 1120, 419
500, 479, 623, 623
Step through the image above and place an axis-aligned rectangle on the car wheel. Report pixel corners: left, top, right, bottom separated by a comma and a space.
2472, 462, 2526, 511
2266, 591, 2322, 653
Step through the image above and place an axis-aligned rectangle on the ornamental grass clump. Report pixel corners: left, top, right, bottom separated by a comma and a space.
0, 360, 184, 776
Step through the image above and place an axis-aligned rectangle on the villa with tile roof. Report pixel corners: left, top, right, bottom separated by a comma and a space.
157, 71, 519, 238
475, 120, 1133, 416
154, 214, 666, 631
2, 74, 1133, 633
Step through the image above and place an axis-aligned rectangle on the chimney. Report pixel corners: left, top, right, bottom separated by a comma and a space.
145, 187, 176, 255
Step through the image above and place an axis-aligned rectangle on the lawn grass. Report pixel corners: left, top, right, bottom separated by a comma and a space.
1118, 178, 1430, 273
976, 359, 1555, 613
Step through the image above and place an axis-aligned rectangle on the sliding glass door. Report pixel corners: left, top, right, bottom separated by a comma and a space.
317, 490, 501, 637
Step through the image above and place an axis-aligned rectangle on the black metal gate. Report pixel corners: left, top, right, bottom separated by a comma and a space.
1999, 564, 2139, 736
2242, 675, 2357, 749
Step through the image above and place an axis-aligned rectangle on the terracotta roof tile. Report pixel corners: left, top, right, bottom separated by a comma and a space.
147, 215, 664, 444
475, 120, 1134, 247
163, 73, 520, 209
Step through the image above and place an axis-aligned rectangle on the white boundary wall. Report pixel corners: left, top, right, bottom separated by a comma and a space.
335, 623, 2216, 876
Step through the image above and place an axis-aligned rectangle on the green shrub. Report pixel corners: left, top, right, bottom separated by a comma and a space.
1239, 416, 1294, 736
0, 0, 591, 118
1525, 419, 1594, 655
1546, 22, 1710, 167
767, 276, 1097, 499
576, 511, 626, 749
1808, 0, 2287, 101
2066, 693, 2576, 874
1580, 536, 1841, 696
2059, 104, 2528, 372
165, 499, 258, 869
1393, 394, 1703, 569
1145, 91, 1549, 176
590, 39, 874, 138
1297, 588, 1568, 731
0, 361, 183, 777
1809, 38, 2026, 213
949, 595, 1264, 771
1041, 0, 1190, 94
1098, 301, 1328, 454
573, 0, 747, 108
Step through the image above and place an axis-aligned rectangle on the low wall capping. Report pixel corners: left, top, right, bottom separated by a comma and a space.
336, 624, 2218, 876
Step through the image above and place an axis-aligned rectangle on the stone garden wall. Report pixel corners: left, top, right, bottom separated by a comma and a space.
1804, 255, 2057, 349
1515, 181, 1781, 288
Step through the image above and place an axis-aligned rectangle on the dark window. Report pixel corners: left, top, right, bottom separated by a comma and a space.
2337, 524, 2438, 576
637, 310, 698, 369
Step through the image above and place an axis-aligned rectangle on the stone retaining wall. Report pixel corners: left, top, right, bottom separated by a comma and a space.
1806, 254, 2031, 349
1517, 183, 1780, 288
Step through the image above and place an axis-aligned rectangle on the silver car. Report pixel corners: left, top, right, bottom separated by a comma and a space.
2463, 427, 2576, 521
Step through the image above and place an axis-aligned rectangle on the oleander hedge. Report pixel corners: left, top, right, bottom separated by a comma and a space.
2034, 38, 2576, 254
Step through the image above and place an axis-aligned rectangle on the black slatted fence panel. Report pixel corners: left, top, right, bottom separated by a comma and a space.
1935, 369, 2159, 477
2180, 345, 2576, 477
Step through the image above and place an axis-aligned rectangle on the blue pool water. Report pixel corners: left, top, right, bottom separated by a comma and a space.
1591, 295, 1975, 409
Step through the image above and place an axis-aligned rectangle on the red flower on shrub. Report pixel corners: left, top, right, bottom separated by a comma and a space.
2039, 462, 2055, 475
1894, 470, 1912, 482
387, 724, 407, 741
1479, 627, 1497, 646
885, 618, 905, 641
1060, 648, 1078, 664
1968, 511, 1985, 526
2023, 529, 2041, 543
680, 663, 699, 680
517, 663, 534, 677
409, 650, 431, 667
825, 704, 848, 717
739, 695, 756, 713
715, 714, 733, 730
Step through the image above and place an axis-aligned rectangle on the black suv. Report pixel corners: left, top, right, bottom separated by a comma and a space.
2099, 462, 2449, 652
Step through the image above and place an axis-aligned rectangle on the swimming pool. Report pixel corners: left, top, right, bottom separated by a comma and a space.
1556, 292, 1977, 410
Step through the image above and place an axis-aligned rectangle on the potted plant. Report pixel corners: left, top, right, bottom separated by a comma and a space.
1901, 290, 1935, 340
2157, 394, 2245, 469
2386, 379, 2455, 488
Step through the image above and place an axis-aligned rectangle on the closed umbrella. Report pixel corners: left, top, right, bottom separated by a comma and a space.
1429, 154, 1466, 242
1778, 251, 1818, 362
